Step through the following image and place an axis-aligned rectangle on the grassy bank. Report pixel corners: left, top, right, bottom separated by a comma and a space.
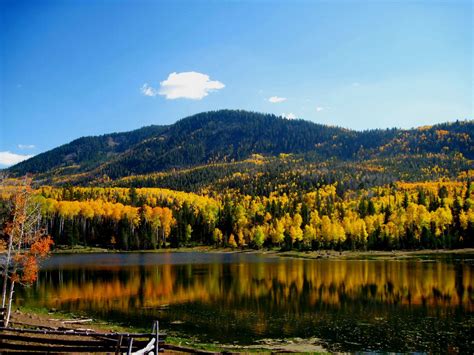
271, 247, 474, 260
52, 244, 474, 260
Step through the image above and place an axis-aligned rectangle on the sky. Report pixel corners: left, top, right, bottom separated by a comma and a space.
0, 0, 472, 167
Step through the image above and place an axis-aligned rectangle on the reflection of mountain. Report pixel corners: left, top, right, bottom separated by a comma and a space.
23, 259, 473, 312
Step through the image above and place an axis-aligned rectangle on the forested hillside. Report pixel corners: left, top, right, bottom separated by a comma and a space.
2, 110, 474, 252
7, 110, 473, 189
7, 124, 168, 175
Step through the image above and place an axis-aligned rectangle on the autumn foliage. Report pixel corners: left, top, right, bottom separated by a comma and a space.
0, 178, 471, 252
1, 177, 53, 326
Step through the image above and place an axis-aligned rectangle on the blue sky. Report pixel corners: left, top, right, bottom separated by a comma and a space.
0, 0, 472, 166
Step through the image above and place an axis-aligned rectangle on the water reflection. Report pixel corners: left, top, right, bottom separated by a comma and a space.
18, 253, 474, 352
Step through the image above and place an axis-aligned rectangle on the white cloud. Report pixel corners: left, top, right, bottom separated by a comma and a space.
141, 83, 159, 97
268, 96, 287, 103
316, 106, 324, 112
18, 144, 35, 150
282, 112, 296, 119
0, 151, 34, 166
157, 71, 225, 100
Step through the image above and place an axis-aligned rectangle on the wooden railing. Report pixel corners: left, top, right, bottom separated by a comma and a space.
0, 320, 166, 354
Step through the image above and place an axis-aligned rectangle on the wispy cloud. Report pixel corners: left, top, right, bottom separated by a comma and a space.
0, 151, 34, 166
316, 106, 324, 112
141, 83, 158, 97
282, 112, 296, 119
268, 96, 287, 103
18, 144, 35, 150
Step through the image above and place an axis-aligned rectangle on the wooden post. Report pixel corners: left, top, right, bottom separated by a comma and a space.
154, 320, 159, 354
115, 334, 123, 355
127, 337, 133, 355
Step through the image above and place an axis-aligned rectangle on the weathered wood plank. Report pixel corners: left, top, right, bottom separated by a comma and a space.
61, 318, 94, 324
132, 337, 155, 355
0, 342, 120, 352
0, 333, 109, 346
155, 320, 159, 355
0, 341, 165, 352
0, 326, 165, 338
115, 334, 123, 355
0, 333, 157, 348
127, 337, 134, 355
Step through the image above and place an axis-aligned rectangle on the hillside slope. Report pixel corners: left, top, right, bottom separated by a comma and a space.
8, 110, 474, 185
8, 124, 168, 175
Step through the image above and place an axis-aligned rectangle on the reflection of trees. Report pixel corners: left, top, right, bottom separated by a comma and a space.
20, 259, 473, 315
15, 258, 473, 353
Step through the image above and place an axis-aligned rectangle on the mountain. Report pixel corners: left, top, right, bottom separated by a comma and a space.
8, 124, 168, 175
7, 110, 474, 189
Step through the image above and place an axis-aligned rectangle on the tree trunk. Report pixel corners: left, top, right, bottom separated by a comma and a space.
1, 234, 13, 308
5, 280, 15, 327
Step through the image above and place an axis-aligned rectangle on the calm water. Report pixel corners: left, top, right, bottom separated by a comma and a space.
17, 252, 474, 352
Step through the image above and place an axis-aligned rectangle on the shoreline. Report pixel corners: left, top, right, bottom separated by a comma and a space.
52, 245, 474, 260
11, 306, 233, 353
13, 306, 326, 353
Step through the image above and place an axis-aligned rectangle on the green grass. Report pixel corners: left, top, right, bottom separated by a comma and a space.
52, 245, 111, 254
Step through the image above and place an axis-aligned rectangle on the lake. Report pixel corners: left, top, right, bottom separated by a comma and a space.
16, 252, 474, 352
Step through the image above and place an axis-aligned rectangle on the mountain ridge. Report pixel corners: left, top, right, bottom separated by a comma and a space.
7, 110, 473, 186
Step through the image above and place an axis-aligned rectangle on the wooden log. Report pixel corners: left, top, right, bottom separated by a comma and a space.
115, 334, 123, 355
61, 318, 94, 324
0, 342, 122, 352
7, 321, 59, 330
0, 333, 158, 348
127, 337, 134, 355
132, 337, 155, 355
0, 333, 112, 346
0, 326, 165, 338
0, 339, 164, 354
155, 320, 159, 355
0, 327, 97, 337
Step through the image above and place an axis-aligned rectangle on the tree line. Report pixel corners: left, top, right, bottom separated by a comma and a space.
1, 179, 472, 251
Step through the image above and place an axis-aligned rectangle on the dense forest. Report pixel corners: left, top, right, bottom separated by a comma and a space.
111, 152, 471, 196
1, 179, 473, 251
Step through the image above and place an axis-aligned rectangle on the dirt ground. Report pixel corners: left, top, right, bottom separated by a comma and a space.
10, 310, 94, 331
